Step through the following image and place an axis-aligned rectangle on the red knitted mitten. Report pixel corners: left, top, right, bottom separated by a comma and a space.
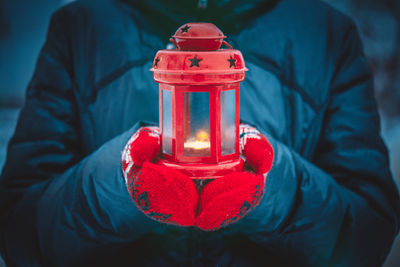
195, 171, 265, 230
195, 124, 274, 231
239, 124, 274, 176
122, 127, 198, 226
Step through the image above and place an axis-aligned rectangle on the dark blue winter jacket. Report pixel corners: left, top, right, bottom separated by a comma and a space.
1, 0, 399, 266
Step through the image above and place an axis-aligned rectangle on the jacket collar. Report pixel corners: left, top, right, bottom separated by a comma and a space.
124, 0, 280, 38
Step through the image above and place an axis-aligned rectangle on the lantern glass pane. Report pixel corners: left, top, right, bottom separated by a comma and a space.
221, 89, 236, 155
183, 92, 211, 157
162, 90, 173, 155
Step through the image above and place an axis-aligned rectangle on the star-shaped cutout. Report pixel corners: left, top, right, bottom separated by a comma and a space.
154, 58, 160, 67
189, 56, 202, 67
181, 25, 191, 33
228, 56, 236, 68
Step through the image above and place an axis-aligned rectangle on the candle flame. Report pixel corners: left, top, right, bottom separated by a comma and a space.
196, 130, 209, 142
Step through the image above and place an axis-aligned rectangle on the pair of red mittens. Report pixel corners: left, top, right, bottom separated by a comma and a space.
121, 125, 273, 231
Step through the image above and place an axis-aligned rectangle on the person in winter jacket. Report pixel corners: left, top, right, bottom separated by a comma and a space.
1, 0, 399, 266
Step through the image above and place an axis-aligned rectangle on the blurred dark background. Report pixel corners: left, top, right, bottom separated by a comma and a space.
0, 0, 399, 266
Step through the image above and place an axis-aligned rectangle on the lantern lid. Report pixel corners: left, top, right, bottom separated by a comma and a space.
171, 23, 226, 51
172, 23, 226, 40
151, 22, 247, 85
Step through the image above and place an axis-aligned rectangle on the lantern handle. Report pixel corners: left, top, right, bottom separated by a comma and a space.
222, 40, 233, 49
169, 38, 178, 48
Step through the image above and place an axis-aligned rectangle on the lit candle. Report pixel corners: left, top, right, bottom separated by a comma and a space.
184, 140, 211, 150
184, 130, 210, 156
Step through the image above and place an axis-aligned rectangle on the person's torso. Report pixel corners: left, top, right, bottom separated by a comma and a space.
65, 0, 348, 265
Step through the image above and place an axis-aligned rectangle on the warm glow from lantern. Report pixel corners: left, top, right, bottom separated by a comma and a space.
196, 130, 209, 142
184, 130, 210, 152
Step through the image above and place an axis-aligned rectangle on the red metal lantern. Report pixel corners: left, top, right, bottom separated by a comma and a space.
151, 23, 247, 179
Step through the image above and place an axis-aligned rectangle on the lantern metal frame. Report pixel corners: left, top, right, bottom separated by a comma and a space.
159, 83, 240, 164
151, 22, 247, 179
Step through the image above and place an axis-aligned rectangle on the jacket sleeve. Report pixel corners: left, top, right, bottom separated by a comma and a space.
0, 9, 161, 266
230, 23, 400, 266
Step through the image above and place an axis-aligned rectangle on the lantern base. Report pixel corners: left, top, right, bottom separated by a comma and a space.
156, 158, 244, 179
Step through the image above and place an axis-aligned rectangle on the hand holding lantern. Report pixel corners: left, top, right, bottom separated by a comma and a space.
122, 127, 199, 226
195, 124, 274, 230
122, 124, 273, 229
121, 23, 274, 230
